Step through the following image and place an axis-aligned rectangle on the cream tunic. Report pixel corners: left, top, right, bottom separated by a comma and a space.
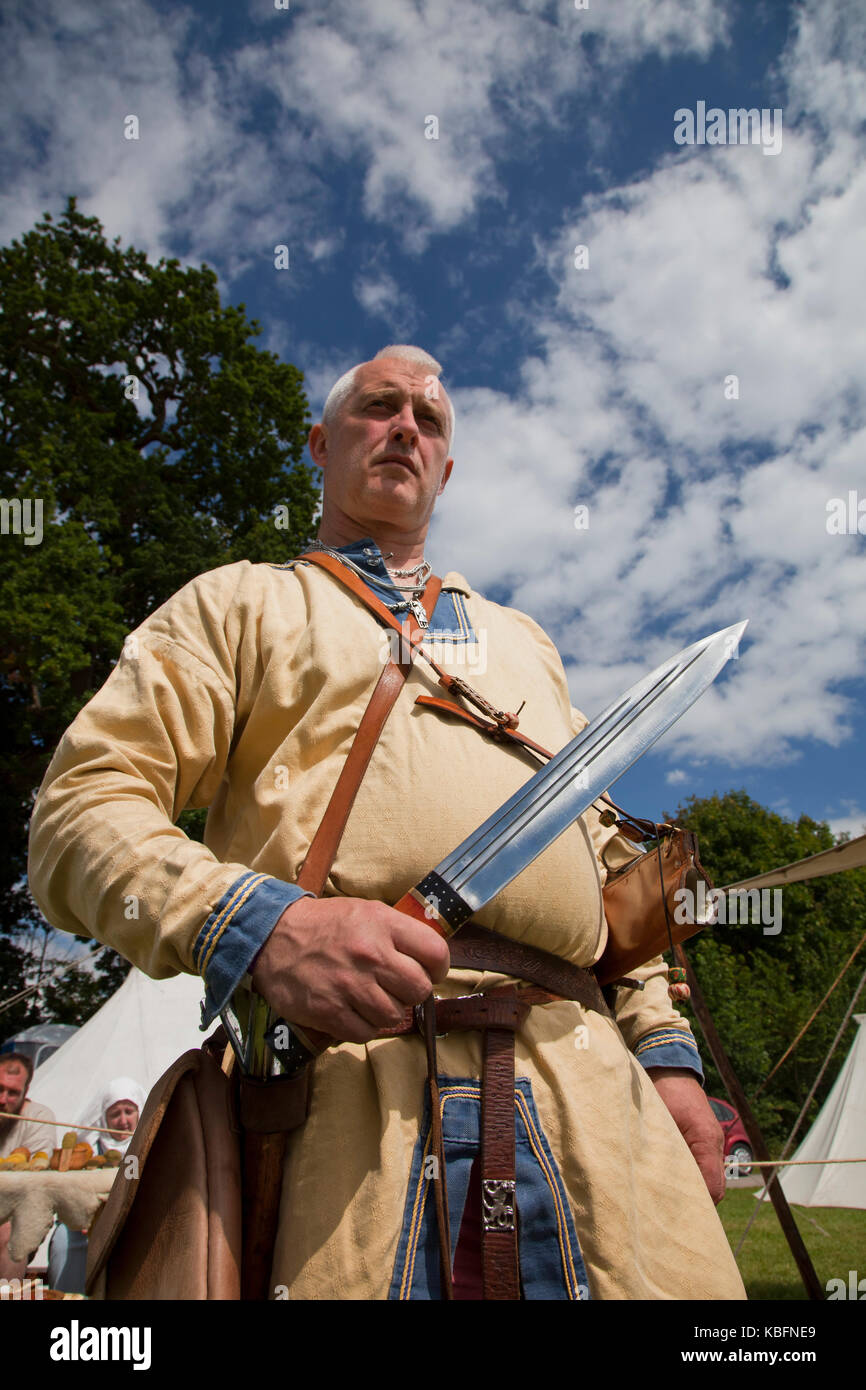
0, 1100, 57, 1161
28, 556, 745, 1300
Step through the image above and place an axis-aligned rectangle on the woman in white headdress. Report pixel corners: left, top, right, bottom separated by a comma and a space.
92, 1076, 146, 1156
48, 1076, 146, 1293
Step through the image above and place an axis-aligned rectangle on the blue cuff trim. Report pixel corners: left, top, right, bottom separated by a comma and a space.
633, 1028, 704, 1083
194, 871, 311, 1029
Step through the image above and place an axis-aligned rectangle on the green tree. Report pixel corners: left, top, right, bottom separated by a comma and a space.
669, 791, 866, 1148
0, 198, 319, 1037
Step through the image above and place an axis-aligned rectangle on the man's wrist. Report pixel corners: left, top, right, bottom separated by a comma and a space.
195, 873, 313, 1029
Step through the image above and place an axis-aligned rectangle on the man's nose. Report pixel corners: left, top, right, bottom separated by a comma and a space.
388, 407, 419, 447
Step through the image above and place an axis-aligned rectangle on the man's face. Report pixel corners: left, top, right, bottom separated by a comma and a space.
105, 1100, 139, 1135
309, 358, 454, 534
0, 1065, 28, 1116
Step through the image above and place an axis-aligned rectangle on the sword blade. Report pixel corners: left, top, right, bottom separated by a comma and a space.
409, 620, 747, 928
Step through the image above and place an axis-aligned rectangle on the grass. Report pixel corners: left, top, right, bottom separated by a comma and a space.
718, 1187, 866, 1299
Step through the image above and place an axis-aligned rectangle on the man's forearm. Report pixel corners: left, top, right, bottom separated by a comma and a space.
647, 1067, 726, 1203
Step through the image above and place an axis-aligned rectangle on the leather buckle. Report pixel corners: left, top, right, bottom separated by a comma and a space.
413, 997, 449, 1039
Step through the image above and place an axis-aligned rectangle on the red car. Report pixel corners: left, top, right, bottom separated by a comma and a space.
708, 1096, 753, 1175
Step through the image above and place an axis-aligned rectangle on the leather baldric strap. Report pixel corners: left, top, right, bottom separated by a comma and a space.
299, 551, 524, 733
283, 572, 444, 1057
296, 569, 442, 896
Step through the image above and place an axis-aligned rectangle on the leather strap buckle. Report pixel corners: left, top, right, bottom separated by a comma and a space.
482, 1178, 516, 1233
413, 998, 449, 1039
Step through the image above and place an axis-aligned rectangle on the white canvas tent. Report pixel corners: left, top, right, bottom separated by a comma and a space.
778, 1015, 866, 1209
724, 831, 866, 891
717, 833, 866, 1225
28, 966, 207, 1141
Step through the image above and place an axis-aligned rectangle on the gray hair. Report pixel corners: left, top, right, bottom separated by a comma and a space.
321, 344, 456, 448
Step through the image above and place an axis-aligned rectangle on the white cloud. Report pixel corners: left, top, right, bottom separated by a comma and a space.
0, 0, 732, 265
353, 271, 418, 337
665, 769, 689, 785
247, 0, 727, 243
433, 0, 866, 766
309, 232, 344, 264
0, 3, 323, 279
827, 805, 866, 840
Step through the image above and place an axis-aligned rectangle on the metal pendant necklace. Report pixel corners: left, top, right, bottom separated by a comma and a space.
383, 554, 432, 628
307, 541, 432, 628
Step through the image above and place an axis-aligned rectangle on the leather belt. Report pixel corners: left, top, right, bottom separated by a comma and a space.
384, 923, 611, 1300
450, 921, 612, 1015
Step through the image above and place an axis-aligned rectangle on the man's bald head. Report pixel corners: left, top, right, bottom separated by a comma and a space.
322, 345, 456, 448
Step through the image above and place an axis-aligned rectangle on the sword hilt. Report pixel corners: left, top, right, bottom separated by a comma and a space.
261, 885, 455, 1070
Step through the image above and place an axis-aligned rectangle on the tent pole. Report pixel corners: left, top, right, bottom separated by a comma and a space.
757, 929, 866, 1096
780, 961, 866, 1162
674, 943, 824, 1301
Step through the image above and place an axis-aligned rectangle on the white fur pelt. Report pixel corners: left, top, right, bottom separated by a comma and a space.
0, 1172, 116, 1262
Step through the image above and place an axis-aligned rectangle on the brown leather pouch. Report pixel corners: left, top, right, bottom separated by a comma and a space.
596, 826, 715, 985
85, 1044, 244, 1299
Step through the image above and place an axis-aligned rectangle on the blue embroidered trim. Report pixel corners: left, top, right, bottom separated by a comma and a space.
633, 1028, 704, 1081
194, 871, 311, 1029
271, 541, 476, 642
428, 591, 476, 644
389, 1077, 591, 1300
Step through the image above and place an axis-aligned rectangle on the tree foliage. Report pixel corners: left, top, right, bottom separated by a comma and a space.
670, 790, 866, 1149
0, 198, 319, 1037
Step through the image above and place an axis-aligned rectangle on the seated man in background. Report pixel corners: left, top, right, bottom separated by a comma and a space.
0, 1053, 57, 1280
0, 1053, 56, 1158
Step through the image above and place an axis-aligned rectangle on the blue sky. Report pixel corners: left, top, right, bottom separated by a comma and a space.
2, 0, 864, 838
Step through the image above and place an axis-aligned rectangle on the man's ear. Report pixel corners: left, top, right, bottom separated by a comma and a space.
308, 423, 328, 469
437, 456, 454, 496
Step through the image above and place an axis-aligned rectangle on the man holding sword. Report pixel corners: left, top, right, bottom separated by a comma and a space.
28, 344, 745, 1299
